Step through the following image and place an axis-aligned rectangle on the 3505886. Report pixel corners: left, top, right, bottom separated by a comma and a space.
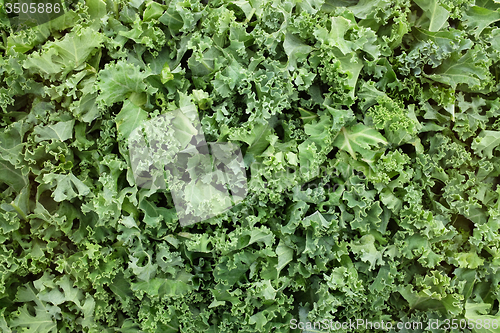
5, 2, 61, 14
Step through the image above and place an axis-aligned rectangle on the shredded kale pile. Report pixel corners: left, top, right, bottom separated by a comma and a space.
1, 0, 500, 332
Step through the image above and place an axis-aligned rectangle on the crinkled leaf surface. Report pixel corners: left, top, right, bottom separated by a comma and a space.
2, 0, 500, 332
332, 123, 387, 159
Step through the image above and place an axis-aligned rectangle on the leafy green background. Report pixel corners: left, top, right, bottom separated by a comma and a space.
1, 0, 500, 332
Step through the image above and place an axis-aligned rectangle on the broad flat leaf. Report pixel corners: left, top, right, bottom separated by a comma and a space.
52, 28, 103, 70
463, 5, 500, 38
129, 251, 158, 281
85, 0, 107, 26
116, 100, 148, 139
9, 305, 57, 333
139, 198, 175, 226
299, 107, 318, 125
161, 279, 192, 297
43, 10, 80, 32
230, 121, 273, 153
143, 1, 166, 21
229, 117, 277, 164
96, 61, 157, 106
181, 179, 232, 217
0, 159, 28, 192
313, 17, 352, 55
465, 302, 500, 333
23, 28, 103, 80
56, 275, 85, 308
349, 234, 383, 269
188, 47, 223, 77
0, 309, 11, 333
491, 28, 500, 50
455, 251, 484, 269
414, 0, 450, 32
11, 284, 58, 333
9, 185, 30, 219
303, 114, 333, 150
23, 48, 62, 78
426, 49, 490, 89
130, 278, 164, 296
109, 273, 134, 303
332, 123, 387, 159
159, 6, 184, 33
212, 57, 247, 97
472, 130, 500, 158
247, 227, 274, 247
284, 33, 313, 70
42, 173, 90, 202
322, 0, 358, 12
349, 0, 388, 19
296, 0, 325, 14
72, 93, 100, 123
276, 241, 293, 277
399, 284, 463, 316
337, 54, 364, 101
33, 120, 75, 142
0, 122, 28, 165
413, 28, 473, 54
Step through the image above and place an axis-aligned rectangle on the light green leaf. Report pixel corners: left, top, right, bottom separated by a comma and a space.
158, 6, 184, 33
313, 16, 352, 55
0, 309, 11, 333
11, 284, 58, 333
23, 28, 103, 80
85, 0, 107, 26
472, 130, 500, 158
9, 305, 57, 333
296, 0, 326, 14
0, 159, 28, 192
283, 33, 313, 71
230, 0, 255, 20
10, 185, 30, 220
465, 302, 500, 333
247, 227, 274, 247
276, 240, 293, 277
349, 234, 383, 269
229, 117, 277, 163
72, 93, 100, 123
143, 1, 166, 21
454, 251, 484, 269
52, 28, 103, 69
96, 60, 157, 107
348, 0, 388, 19
42, 173, 90, 202
188, 47, 223, 77
116, 101, 148, 140
463, 5, 500, 38
0, 122, 28, 165
337, 54, 364, 101
33, 120, 75, 142
426, 48, 491, 89
414, 0, 450, 32
23, 48, 62, 77
332, 123, 387, 159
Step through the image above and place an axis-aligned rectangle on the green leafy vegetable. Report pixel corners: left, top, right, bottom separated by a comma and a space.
1, 0, 500, 332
